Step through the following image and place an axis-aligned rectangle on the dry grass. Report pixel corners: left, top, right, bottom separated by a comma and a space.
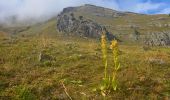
0, 30, 170, 99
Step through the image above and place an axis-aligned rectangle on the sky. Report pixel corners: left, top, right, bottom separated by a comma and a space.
0, 0, 170, 24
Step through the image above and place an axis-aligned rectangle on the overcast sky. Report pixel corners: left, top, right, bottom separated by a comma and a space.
0, 0, 170, 24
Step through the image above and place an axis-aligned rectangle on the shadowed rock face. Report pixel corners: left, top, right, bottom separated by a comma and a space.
57, 14, 101, 38
57, 13, 115, 40
145, 32, 170, 46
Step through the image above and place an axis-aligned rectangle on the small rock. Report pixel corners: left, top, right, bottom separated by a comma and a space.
148, 58, 166, 65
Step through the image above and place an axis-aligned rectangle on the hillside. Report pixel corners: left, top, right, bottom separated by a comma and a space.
11, 4, 170, 45
67, 4, 170, 33
0, 4, 170, 100
58, 4, 170, 45
2, 4, 170, 44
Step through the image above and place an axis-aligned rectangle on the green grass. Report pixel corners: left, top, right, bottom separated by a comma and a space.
0, 29, 170, 99
75, 10, 170, 42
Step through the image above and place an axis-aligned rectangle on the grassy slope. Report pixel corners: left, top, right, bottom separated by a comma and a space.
74, 9, 170, 43
69, 7, 170, 45
0, 18, 170, 99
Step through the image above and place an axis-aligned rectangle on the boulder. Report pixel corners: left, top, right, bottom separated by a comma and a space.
145, 32, 170, 46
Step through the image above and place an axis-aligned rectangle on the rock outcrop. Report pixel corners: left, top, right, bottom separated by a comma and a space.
57, 12, 115, 40
145, 32, 170, 46
130, 29, 141, 41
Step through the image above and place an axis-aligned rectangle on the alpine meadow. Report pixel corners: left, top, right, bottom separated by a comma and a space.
0, 1, 170, 100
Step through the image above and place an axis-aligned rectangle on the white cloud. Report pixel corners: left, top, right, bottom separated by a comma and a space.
128, 1, 164, 13
0, 0, 120, 24
116, 0, 167, 14
159, 8, 170, 14
0, 0, 169, 24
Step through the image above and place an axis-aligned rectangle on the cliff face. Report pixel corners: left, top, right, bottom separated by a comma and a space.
57, 13, 102, 38
57, 11, 115, 40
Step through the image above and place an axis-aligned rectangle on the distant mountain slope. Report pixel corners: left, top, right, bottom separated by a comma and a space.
59, 4, 170, 34
57, 4, 170, 45
1, 4, 170, 45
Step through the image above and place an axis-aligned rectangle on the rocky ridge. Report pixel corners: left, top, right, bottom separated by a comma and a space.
145, 32, 170, 46
57, 8, 115, 40
57, 4, 170, 46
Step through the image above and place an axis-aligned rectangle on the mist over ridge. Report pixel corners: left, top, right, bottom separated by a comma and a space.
0, 0, 170, 25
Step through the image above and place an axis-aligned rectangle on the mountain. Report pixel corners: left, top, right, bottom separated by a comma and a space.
57, 4, 170, 46
1, 4, 170, 46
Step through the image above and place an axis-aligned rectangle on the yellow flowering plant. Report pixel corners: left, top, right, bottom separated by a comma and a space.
100, 32, 120, 92
110, 40, 120, 91
101, 32, 111, 91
